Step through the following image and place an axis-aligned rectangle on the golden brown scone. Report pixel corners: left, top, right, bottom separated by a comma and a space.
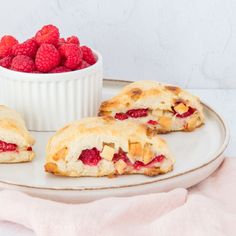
0, 105, 35, 163
45, 116, 174, 177
98, 81, 204, 133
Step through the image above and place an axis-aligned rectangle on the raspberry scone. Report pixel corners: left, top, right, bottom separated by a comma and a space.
0, 105, 35, 163
45, 116, 174, 177
98, 81, 204, 133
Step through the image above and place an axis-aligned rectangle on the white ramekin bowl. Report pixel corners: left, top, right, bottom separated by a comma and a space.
0, 50, 103, 131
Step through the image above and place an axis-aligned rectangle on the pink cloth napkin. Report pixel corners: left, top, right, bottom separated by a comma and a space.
0, 157, 236, 236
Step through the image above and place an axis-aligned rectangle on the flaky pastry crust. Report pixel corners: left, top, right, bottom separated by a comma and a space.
0, 105, 35, 163
98, 81, 205, 133
45, 116, 174, 177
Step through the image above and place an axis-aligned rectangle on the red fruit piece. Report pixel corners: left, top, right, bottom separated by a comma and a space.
115, 112, 128, 120
50, 66, 71, 73
0, 56, 13, 69
173, 106, 196, 118
11, 55, 35, 72
66, 36, 80, 45
0, 35, 18, 47
58, 38, 66, 47
77, 60, 90, 70
79, 147, 101, 166
12, 38, 38, 58
0, 46, 12, 58
59, 38, 66, 43
59, 43, 82, 69
27, 147, 32, 151
148, 155, 165, 165
126, 108, 148, 118
35, 43, 60, 72
0, 140, 17, 152
147, 120, 158, 125
80, 46, 96, 65
133, 155, 165, 170
35, 24, 59, 46
113, 149, 130, 164
0, 35, 18, 58
133, 161, 145, 170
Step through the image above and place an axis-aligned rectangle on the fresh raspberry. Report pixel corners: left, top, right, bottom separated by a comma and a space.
0, 35, 18, 58
50, 66, 71, 73
35, 24, 59, 46
147, 120, 158, 125
77, 60, 90, 70
115, 112, 128, 120
66, 36, 80, 45
0, 46, 12, 58
80, 46, 96, 65
57, 38, 66, 47
59, 38, 66, 43
12, 38, 38, 58
126, 108, 148, 118
59, 43, 82, 69
79, 147, 101, 166
35, 44, 60, 72
0, 56, 13, 69
11, 55, 35, 72
0, 35, 18, 47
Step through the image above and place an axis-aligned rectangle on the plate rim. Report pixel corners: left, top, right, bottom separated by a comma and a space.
0, 79, 230, 191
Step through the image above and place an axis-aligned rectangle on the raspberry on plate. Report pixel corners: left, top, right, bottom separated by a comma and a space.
11, 55, 35, 72
80, 46, 96, 65
35, 24, 59, 46
35, 43, 60, 72
12, 38, 38, 58
0, 35, 18, 58
0, 55, 13, 69
66, 36, 80, 45
50, 66, 71, 73
59, 43, 82, 69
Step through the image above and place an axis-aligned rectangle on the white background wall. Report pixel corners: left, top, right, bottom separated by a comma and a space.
1, 0, 236, 88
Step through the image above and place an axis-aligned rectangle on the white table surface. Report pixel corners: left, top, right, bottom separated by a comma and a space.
0, 89, 235, 236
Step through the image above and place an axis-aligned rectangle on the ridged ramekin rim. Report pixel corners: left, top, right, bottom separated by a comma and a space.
0, 49, 102, 82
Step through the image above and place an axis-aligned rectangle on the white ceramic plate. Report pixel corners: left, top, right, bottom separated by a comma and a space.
0, 79, 230, 203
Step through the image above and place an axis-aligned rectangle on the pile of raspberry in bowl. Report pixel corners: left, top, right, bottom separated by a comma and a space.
0, 24, 97, 73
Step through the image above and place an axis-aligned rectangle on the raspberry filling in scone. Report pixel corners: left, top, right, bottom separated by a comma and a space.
115, 108, 148, 120
0, 105, 35, 163
77, 146, 167, 172
77, 146, 167, 173
45, 117, 174, 177
0, 140, 33, 153
98, 80, 205, 133
0, 140, 17, 152
79, 148, 102, 166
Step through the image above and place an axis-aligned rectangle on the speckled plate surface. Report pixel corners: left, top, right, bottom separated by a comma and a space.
0, 79, 230, 203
